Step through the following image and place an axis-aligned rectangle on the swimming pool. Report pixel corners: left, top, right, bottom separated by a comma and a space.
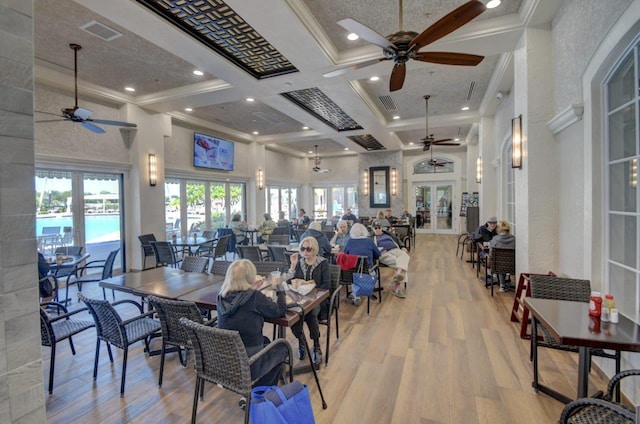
36, 214, 121, 243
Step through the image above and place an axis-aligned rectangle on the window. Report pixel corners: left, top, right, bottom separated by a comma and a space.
504, 142, 516, 234
413, 158, 454, 174
265, 186, 298, 220
605, 43, 639, 321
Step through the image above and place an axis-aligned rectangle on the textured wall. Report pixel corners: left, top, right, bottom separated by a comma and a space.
358, 150, 403, 218
0, 0, 47, 422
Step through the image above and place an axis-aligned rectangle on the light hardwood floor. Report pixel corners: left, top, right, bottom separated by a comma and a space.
44, 234, 610, 423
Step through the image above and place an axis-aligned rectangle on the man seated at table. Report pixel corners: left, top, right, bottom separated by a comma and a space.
229, 213, 249, 245
371, 221, 410, 299
385, 208, 398, 223
300, 221, 332, 259
401, 209, 413, 221
341, 208, 360, 225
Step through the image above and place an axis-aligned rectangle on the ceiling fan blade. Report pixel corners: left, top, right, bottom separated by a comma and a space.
36, 110, 65, 118
81, 121, 105, 134
337, 18, 397, 51
389, 63, 406, 92
434, 142, 460, 146
409, 0, 486, 50
434, 163, 445, 167
414, 51, 484, 66
90, 119, 138, 128
422, 144, 430, 151
323, 57, 389, 78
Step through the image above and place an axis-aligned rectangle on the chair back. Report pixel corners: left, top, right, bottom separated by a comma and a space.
211, 260, 233, 276
201, 230, 216, 239
138, 234, 157, 257
267, 245, 288, 262
179, 318, 252, 394
529, 275, 591, 302
210, 235, 229, 260
148, 296, 205, 348
217, 228, 236, 253
266, 235, 289, 245
329, 264, 341, 292
150, 241, 179, 267
79, 294, 127, 348
252, 261, 287, 277
55, 245, 83, 256
271, 226, 288, 236
491, 248, 515, 275
42, 226, 61, 236
61, 226, 74, 245
101, 249, 120, 280
339, 256, 373, 284
237, 245, 263, 261
391, 226, 409, 239
322, 231, 335, 241
295, 228, 306, 242
39, 308, 55, 347
181, 256, 209, 273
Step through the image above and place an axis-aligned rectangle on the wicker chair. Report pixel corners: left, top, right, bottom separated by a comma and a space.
181, 256, 209, 273
529, 275, 621, 400
179, 318, 293, 424
485, 247, 515, 296
138, 234, 157, 270
266, 234, 289, 245
322, 264, 341, 366
211, 260, 233, 276
65, 248, 119, 303
267, 245, 288, 262
147, 296, 216, 387
237, 245, 263, 262
200, 234, 230, 263
339, 255, 380, 315
150, 241, 182, 268
79, 294, 161, 395
271, 226, 288, 236
40, 301, 95, 394
252, 261, 287, 278
559, 369, 640, 423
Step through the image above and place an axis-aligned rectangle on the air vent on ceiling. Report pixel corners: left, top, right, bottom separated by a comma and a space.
378, 95, 398, 112
252, 112, 283, 125
466, 81, 476, 101
80, 21, 123, 41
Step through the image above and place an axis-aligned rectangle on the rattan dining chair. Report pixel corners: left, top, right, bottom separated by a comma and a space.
558, 369, 640, 423
181, 256, 210, 273
138, 234, 157, 270
529, 275, 622, 401
252, 261, 287, 278
211, 260, 233, 276
40, 301, 95, 394
179, 318, 293, 424
147, 296, 216, 387
267, 245, 288, 262
200, 234, 230, 264
150, 241, 182, 268
322, 264, 341, 366
65, 248, 119, 303
486, 247, 515, 296
339, 255, 381, 314
265, 234, 289, 245
79, 294, 161, 395
236, 245, 263, 262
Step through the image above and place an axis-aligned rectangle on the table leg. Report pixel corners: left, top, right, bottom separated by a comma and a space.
577, 346, 589, 399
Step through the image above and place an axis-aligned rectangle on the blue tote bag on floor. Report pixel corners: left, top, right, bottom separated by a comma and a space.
250, 381, 315, 424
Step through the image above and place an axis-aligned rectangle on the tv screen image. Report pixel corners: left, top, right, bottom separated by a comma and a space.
193, 132, 234, 171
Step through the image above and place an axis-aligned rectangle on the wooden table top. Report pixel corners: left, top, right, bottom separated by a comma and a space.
524, 297, 640, 352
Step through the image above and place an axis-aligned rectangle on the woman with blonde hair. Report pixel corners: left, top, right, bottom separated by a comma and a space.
216, 259, 289, 386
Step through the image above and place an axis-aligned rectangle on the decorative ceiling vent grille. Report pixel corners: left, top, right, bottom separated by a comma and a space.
281, 88, 362, 132
136, 0, 298, 79
466, 81, 476, 101
379, 95, 398, 112
347, 134, 386, 151
79, 21, 123, 41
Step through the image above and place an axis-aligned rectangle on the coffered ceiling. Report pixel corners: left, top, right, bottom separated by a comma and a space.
34, 0, 561, 159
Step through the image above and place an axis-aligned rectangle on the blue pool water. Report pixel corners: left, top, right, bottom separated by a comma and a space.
36, 214, 121, 243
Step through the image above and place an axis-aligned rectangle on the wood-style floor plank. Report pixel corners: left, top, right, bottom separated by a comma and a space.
44, 234, 612, 423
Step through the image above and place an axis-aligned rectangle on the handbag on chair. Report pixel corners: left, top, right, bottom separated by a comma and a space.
352, 260, 378, 297
250, 381, 315, 424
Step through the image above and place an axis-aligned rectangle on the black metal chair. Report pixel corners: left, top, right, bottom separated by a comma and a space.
79, 294, 161, 395
181, 256, 210, 273
485, 247, 515, 296
52, 246, 84, 281
559, 369, 640, 423
40, 301, 95, 394
138, 234, 157, 270
211, 260, 233, 276
271, 226, 288, 236
200, 234, 230, 264
150, 241, 182, 268
265, 234, 289, 245
179, 318, 293, 424
65, 248, 119, 303
529, 275, 622, 402
267, 245, 288, 263
322, 264, 341, 366
147, 296, 216, 387
252, 261, 287, 278
237, 245, 263, 262
339, 255, 381, 314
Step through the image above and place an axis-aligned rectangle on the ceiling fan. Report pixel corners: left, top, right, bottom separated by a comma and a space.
324, 0, 486, 91
312, 145, 332, 173
421, 95, 460, 151
428, 146, 453, 172
36, 43, 137, 134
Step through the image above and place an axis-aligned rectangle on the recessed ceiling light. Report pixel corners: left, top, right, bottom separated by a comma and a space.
344, 147, 349, 151
308, 150, 314, 154
185, 107, 193, 112
347, 33, 359, 41
461, 106, 470, 111
124, 87, 135, 92
486, 0, 501, 9
302, 126, 309, 130
252, 131, 259, 135
246, 97, 255, 102
193, 70, 204, 76
393, 115, 400, 120
369, 76, 380, 82
409, 142, 414, 146
454, 138, 460, 141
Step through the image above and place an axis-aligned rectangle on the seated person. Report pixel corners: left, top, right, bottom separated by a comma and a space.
229, 213, 248, 245
473, 216, 498, 242
374, 210, 391, 229
401, 209, 413, 220
216, 259, 289, 387
385, 208, 398, 223
287, 237, 330, 365
300, 221, 332, 259
489, 220, 516, 292
38, 252, 55, 303
258, 213, 277, 244
371, 221, 410, 299
343, 223, 381, 305
296, 209, 311, 226
340, 208, 360, 225
330, 220, 350, 251
276, 211, 290, 235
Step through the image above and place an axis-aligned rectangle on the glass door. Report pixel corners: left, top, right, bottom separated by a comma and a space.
313, 188, 328, 220
414, 182, 455, 233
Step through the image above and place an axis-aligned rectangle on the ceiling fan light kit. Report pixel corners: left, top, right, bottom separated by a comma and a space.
326, 0, 486, 91
421, 95, 460, 151
312, 145, 331, 173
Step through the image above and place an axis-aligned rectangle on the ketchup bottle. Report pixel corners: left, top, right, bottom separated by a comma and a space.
589, 291, 602, 317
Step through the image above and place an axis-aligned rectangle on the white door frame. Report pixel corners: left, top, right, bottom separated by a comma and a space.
413, 181, 457, 234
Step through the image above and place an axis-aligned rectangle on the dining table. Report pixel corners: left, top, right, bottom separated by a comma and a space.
524, 297, 640, 403
47, 253, 90, 304
172, 236, 216, 256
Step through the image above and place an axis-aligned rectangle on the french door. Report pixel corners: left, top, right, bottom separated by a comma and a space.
413, 182, 455, 234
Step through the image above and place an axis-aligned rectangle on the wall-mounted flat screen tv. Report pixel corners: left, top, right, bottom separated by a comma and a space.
193, 132, 234, 171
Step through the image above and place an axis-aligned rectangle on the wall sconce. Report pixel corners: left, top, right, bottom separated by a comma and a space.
257, 167, 264, 190
511, 114, 523, 169
362, 169, 369, 196
391, 168, 397, 196
476, 156, 482, 184
631, 159, 637, 188
148, 153, 157, 187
